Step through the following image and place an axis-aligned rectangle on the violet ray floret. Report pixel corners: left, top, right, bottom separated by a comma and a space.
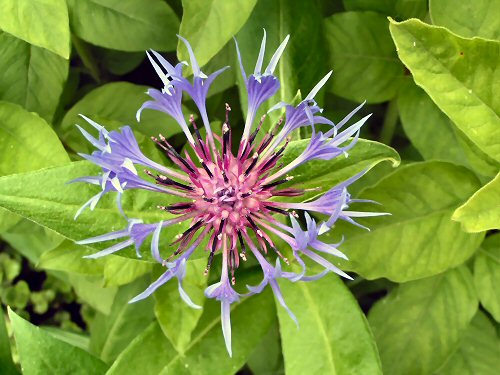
72, 31, 385, 356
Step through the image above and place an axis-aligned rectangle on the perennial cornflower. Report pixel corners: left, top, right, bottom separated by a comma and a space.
72, 32, 382, 356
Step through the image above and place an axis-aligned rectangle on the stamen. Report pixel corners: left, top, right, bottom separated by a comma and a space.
264, 205, 289, 215
204, 236, 219, 275
237, 231, 247, 261
200, 159, 214, 178
271, 246, 290, 265
261, 176, 293, 189
244, 153, 259, 176
189, 114, 208, 159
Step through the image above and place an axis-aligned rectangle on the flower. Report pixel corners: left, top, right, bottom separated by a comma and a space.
73, 33, 384, 356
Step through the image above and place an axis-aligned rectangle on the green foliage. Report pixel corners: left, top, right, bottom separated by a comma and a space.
329, 161, 483, 281
66, 0, 179, 52
0, 0, 499, 373
369, 266, 478, 375
453, 172, 500, 232
473, 234, 500, 322
278, 275, 382, 375
8, 308, 108, 374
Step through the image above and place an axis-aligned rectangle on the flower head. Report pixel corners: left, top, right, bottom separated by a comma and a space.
73, 32, 384, 356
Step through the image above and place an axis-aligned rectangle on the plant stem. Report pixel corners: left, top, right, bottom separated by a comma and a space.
379, 98, 399, 145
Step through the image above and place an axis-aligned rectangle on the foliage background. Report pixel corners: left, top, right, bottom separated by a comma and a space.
0, 0, 499, 374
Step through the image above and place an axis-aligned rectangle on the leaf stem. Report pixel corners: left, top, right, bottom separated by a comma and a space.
379, 98, 399, 145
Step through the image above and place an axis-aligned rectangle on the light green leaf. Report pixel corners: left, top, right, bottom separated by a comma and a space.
343, 0, 427, 19
42, 327, 90, 352
108, 289, 275, 375
389, 18, 500, 162
429, 0, 500, 39
325, 12, 405, 103
68, 274, 117, 315
154, 259, 207, 353
473, 233, 500, 322
66, 0, 179, 51
453, 172, 500, 232
278, 275, 382, 375
8, 307, 108, 375
89, 277, 154, 363
102, 257, 152, 287
398, 81, 500, 178
282, 138, 400, 199
0, 308, 18, 375
0, 0, 70, 58
0, 162, 186, 261
178, 0, 257, 68
0, 101, 70, 233
0, 101, 69, 175
0, 31, 68, 122
328, 161, 483, 282
60, 82, 185, 153
368, 266, 478, 375
2, 219, 64, 264
436, 311, 500, 375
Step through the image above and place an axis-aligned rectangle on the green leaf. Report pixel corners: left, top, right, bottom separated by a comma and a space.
453, 172, 500, 232
436, 311, 500, 375
473, 233, 500, 322
368, 266, 478, 375
178, 0, 257, 68
42, 327, 90, 352
327, 161, 483, 282
343, 0, 427, 19
2, 219, 64, 264
60, 82, 184, 153
324, 12, 405, 103
108, 289, 275, 375
398, 81, 500, 178
8, 307, 108, 375
0, 308, 18, 375
235, 0, 327, 122
247, 322, 283, 375
0, 0, 70, 58
0, 101, 70, 233
0, 31, 68, 122
0, 101, 70, 175
282, 138, 400, 199
67, 274, 117, 315
429, 0, 500, 39
0, 162, 186, 261
66, 0, 179, 52
154, 259, 207, 353
389, 18, 500, 162
102, 257, 152, 287
278, 276, 382, 375
89, 277, 154, 363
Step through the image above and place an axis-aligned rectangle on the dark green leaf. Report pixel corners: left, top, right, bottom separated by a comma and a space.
343, 0, 427, 19
278, 275, 382, 375
67, 0, 179, 51
325, 12, 405, 103
0, 0, 70, 58
328, 161, 483, 281
368, 267, 478, 375
389, 18, 500, 162
8, 307, 108, 375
